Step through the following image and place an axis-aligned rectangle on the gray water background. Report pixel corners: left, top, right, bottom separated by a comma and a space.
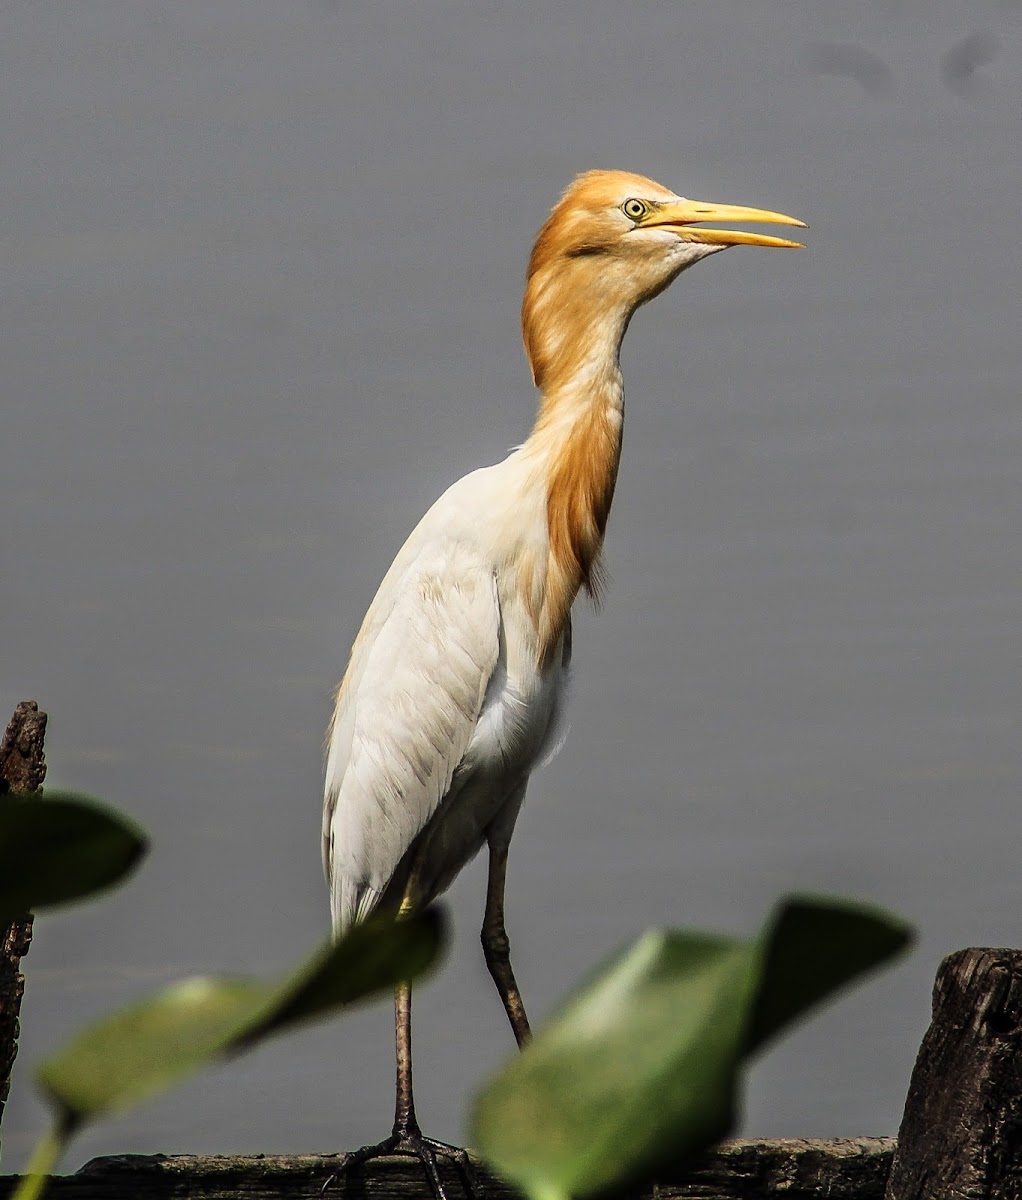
2, 0, 1020, 1172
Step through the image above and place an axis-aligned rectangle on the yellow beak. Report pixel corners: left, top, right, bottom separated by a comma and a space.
646, 199, 806, 248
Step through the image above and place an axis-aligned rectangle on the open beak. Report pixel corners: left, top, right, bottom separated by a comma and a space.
646, 199, 806, 248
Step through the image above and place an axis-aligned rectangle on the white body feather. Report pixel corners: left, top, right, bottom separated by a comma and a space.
322, 447, 569, 936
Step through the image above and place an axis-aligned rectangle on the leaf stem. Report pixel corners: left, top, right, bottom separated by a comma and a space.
10, 1119, 71, 1200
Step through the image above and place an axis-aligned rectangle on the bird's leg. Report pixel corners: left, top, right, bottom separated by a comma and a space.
323, 893, 477, 1199
481, 843, 531, 1047
387, 980, 478, 1192
393, 976, 417, 1135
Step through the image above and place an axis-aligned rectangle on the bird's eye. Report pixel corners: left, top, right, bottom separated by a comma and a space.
622, 198, 648, 221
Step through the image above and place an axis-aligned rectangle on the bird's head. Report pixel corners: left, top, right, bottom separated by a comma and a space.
522, 169, 804, 391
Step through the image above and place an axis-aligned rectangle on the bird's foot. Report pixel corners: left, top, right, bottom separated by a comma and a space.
322, 1128, 479, 1200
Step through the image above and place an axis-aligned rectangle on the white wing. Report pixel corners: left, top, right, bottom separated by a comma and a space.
322, 543, 500, 935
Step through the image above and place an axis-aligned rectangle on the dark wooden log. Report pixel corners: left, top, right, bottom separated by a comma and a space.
0, 1138, 895, 1199
0, 702, 48, 1146
886, 947, 1022, 1200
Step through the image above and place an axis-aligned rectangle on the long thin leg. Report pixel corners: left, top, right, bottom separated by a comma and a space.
324, 921, 477, 1198
481, 843, 531, 1047
393, 979, 417, 1133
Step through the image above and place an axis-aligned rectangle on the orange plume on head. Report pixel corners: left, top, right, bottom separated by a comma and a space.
522, 171, 679, 393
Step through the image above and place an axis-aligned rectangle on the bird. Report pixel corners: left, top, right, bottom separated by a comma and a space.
321, 169, 804, 1195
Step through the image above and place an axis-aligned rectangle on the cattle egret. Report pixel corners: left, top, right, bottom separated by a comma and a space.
322, 169, 804, 1194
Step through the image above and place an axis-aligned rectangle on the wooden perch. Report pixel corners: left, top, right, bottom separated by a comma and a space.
0, 1137, 895, 1199
886, 947, 1022, 1199
0, 701, 48, 1147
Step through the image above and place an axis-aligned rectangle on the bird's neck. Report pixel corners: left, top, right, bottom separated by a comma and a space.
522, 334, 626, 660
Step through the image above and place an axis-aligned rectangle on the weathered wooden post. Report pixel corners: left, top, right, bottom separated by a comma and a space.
0, 701, 48, 1149
886, 947, 1022, 1199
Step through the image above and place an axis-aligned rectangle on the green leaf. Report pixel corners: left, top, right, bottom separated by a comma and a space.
745, 894, 913, 1054
0, 791, 147, 921
38, 909, 446, 1126
471, 894, 911, 1200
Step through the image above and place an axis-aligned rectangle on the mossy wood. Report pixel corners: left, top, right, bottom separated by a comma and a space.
0, 1138, 895, 1200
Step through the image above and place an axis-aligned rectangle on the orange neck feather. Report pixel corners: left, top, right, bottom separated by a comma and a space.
522, 245, 631, 661
529, 376, 623, 594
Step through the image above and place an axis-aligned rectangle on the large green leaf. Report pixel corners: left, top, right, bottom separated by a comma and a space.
471, 894, 911, 1200
38, 909, 446, 1126
0, 791, 147, 921
745, 894, 913, 1054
